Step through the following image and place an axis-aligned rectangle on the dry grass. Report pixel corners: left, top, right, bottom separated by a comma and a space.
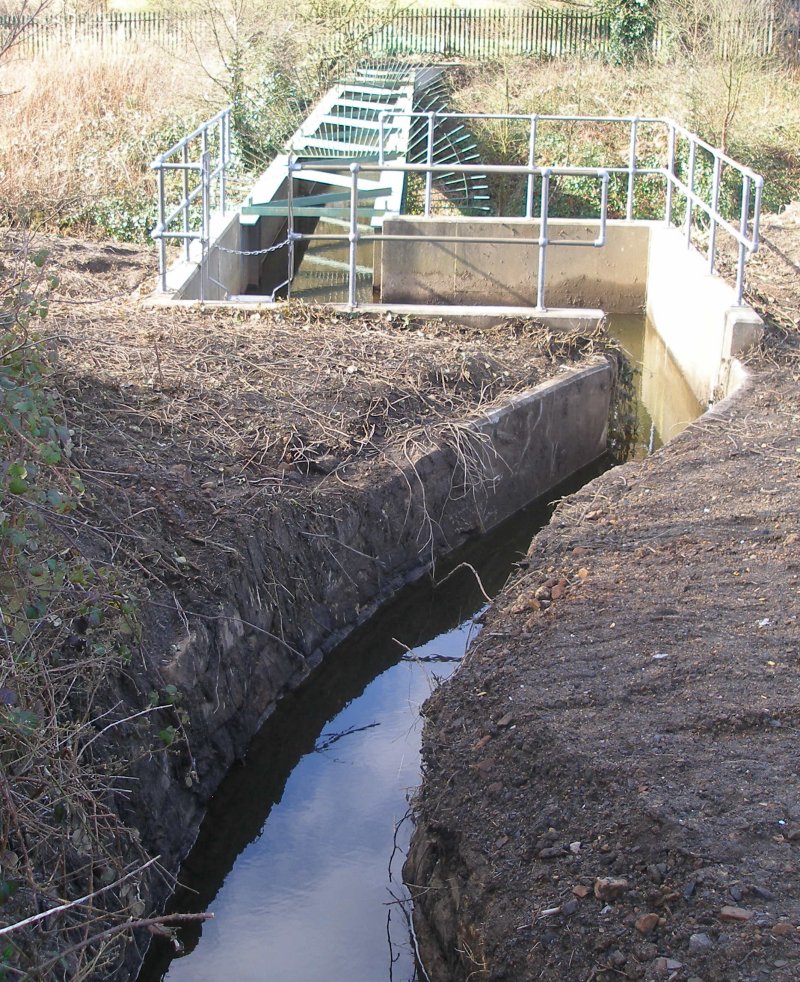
0, 44, 210, 231
454, 56, 800, 210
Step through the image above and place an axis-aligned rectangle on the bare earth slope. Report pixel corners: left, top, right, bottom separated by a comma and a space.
406, 208, 800, 982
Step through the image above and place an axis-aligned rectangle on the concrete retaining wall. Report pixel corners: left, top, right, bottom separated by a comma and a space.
130, 356, 614, 977
380, 217, 650, 312
379, 216, 763, 405
645, 226, 763, 404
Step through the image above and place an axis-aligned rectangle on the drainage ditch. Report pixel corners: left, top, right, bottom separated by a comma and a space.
138, 315, 702, 982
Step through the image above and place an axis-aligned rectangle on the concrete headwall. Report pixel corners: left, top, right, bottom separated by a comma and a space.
380, 216, 763, 406
380, 217, 650, 312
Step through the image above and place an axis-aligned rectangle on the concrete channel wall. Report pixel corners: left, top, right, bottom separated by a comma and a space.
175, 156, 301, 301
645, 226, 764, 403
381, 217, 650, 312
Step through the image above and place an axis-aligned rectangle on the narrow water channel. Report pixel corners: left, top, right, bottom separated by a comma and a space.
139, 478, 593, 982
139, 316, 704, 982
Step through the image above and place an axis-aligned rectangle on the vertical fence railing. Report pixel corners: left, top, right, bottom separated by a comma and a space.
3, 7, 798, 60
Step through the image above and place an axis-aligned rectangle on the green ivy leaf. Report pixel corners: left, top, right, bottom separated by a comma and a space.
40, 442, 61, 465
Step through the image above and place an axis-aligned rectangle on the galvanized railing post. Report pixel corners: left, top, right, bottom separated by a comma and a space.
525, 114, 538, 219
735, 174, 751, 304
156, 161, 167, 292
684, 138, 697, 249
752, 177, 763, 252
599, 169, 610, 231
200, 150, 211, 303
181, 144, 190, 261
348, 162, 360, 307
665, 122, 675, 227
626, 116, 639, 221
424, 111, 435, 216
287, 158, 297, 300
537, 168, 551, 311
708, 152, 722, 274
219, 115, 227, 214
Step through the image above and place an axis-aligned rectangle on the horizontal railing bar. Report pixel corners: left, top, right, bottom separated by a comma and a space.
151, 109, 229, 166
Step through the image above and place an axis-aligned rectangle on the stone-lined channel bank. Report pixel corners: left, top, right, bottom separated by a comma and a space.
134, 315, 707, 981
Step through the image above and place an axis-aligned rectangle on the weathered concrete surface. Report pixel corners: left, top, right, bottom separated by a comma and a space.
646, 226, 764, 403
380, 217, 651, 311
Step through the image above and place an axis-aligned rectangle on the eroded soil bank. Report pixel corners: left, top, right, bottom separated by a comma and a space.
405, 207, 800, 981
15, 239, 622, 978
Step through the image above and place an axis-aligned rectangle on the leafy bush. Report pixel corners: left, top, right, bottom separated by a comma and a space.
595, 0, 658, 63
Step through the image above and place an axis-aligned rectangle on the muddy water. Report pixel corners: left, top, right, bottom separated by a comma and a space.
139, 318, 703, 982
609, 314, 705, 458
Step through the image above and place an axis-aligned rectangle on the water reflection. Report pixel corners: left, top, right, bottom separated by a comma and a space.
138, 311, 699, 981
138, 482, 583, 982
609, 313, 705, 458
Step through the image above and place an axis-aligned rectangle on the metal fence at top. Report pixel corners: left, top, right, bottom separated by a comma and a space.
4, 7, 799, 59
151, 111, 763, 311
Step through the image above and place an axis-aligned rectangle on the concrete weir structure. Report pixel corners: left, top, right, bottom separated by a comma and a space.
137, 76, 767, 976
151, 78, 765, 410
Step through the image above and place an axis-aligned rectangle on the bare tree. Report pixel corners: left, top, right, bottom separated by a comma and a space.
657, 0, 784, 151
1, 0, 52, 61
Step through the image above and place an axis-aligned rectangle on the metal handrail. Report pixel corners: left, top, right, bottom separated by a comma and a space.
286, 158, 611, 311
150, 108, 232, 295
151, 108, 763, 309
372, 111, 763, 304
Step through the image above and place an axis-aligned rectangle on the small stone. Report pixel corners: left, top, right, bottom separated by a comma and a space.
786, 827, 800, 841
562, 898, 578, 916
594, 876, 628, 901
572, 546, 588, 557
487, 782, 504, 794
534, 585, 551, 601
473, 734, 492, 751
654, 958, 683, 975
720, 906, 753, 922
609, 950, 627, 967
635, 913, 660, 934
495, 835, 509, 848
569, 841, 581, 854
750, 885, 775, 900
771, 922, 796, 937
496, 712, 514, 728
573, 884, 591, 898
729, 884, 743, 902
689, 932, 713, 952
538, 846, 564, 859
551, 583, 566, 600
577, 567, 590, 580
